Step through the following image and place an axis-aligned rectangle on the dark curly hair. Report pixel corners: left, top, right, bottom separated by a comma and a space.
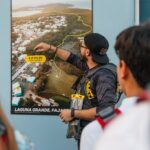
115, 24, 150, 88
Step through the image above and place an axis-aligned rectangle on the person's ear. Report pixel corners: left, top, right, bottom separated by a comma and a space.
86, 49, 91, 56
119, 60, 128, 79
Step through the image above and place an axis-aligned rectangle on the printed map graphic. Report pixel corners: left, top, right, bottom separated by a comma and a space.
11, 0, 92, 115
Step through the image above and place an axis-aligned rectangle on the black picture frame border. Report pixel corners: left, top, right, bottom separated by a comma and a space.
10, 0, 94, 115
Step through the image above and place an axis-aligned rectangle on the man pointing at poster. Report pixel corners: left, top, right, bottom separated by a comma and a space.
34, 33, 117, 148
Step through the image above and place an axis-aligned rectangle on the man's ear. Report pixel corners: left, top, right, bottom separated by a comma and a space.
119, 60, 128, 79
86, 49, 91, 56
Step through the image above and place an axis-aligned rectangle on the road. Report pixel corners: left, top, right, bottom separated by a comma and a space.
53, 12, 92, 74
12, 62, 31, 81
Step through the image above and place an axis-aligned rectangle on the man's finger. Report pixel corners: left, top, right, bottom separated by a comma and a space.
61, 117, 65, 122
59, 112, 62, 117
36, 49, 45, 52
59, 113, 63, 119
34, 43, 43, 51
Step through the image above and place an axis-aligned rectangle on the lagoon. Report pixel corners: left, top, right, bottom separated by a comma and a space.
13, 10, 42, 17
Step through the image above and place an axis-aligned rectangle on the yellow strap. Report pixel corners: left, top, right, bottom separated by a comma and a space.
71, 94, 84, 100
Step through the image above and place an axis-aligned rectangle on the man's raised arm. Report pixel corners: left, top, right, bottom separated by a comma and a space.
34, 42, 71, 61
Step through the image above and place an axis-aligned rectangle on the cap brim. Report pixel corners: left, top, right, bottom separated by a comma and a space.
92, 54, 109, 64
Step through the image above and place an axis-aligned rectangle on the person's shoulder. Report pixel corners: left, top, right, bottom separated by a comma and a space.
81, 120, 103, 150
103, 102, 150, 135
119, 97, 137, 113
97, 63, 116, 75
93, 64, 116, 82
82, 120, 103, 136
94, 102, 150, 150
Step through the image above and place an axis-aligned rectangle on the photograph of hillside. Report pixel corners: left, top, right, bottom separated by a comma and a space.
11, 0, 92, 115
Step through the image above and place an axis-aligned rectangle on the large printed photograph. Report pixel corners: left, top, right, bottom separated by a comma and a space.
11, 0, 93, 115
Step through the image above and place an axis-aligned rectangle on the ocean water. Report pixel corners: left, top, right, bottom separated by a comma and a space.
13, 0, 92, 10
13, 10, 42, 17
12, 1, 92, 17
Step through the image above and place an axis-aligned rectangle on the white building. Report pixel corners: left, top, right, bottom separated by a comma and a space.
12, 82, 20, 90
32, 67, 38, 74
18, 54, 27, 61
18, 47, 26, 52
12, 97, 21, 106
21, 40, 31, 46
27, 76, 36, 83
14, 87, 22, 97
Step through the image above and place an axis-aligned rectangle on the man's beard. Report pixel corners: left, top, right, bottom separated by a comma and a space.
79, 54, 87, 62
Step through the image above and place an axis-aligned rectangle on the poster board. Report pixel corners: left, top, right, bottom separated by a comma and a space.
11, 0, 93, 115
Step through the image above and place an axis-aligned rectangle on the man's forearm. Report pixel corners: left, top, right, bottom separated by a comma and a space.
51, 45, 71, 61
74, 108, 96, 121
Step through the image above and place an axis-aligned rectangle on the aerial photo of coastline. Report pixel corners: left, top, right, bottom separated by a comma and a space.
11, 0, 92, 115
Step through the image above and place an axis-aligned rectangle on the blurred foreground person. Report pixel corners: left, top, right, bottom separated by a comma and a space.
94, 24, 150, 150
80, 26, 140, 150
0, 104, 18, 150
94, 92, 150, 150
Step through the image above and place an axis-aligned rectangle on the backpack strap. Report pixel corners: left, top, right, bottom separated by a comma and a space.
96, 117, 107, 128
137, 91, 150, 103
2, 134, 7, 143
96, 107, 121, 129
114, 108, 122, 115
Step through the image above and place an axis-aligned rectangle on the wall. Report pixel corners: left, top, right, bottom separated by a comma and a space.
0, 0, 134, 150
140, 0, 150, 23
94, 0, 135, 64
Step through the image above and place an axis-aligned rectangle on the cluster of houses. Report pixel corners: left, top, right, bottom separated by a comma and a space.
12, 61, 59, 107
11, 15, 68, 107
12, 82, 22, 106
12, 62, 40, 106
12, 15, 67, 62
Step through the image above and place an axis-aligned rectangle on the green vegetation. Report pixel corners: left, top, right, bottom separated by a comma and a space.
63, 8, 92, 25
45, 61, 76, 98
51, 96, 70, 108
12, 4, 92, 107
25, 12, 90, 58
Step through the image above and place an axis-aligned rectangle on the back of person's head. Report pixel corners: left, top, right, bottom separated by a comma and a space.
115, 23, 150, 88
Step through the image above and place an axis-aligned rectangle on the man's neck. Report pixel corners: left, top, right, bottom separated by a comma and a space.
125, 83, 144, 97
87, 60, 99, 69
125, 72, 145, 97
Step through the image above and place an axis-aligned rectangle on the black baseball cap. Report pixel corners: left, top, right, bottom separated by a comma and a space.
84, 33, 109, 64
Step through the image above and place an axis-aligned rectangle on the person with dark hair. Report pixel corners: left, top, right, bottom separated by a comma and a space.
80, 26, 141, 150
34, 33, 117, 148
94, 24, 150, 150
